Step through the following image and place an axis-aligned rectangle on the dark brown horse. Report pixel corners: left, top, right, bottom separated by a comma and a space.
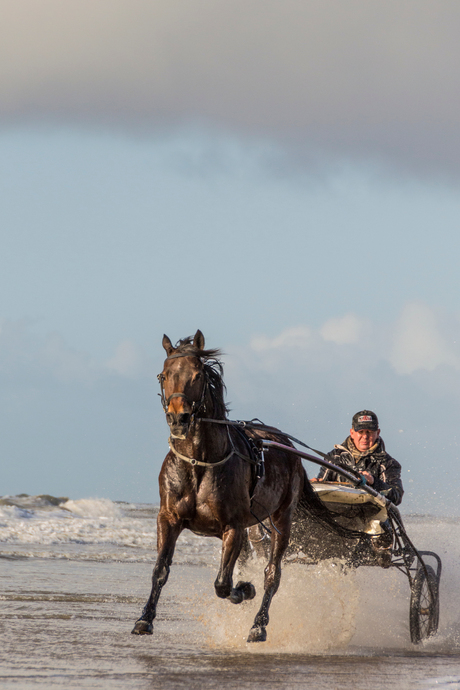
131, 330, 321, 642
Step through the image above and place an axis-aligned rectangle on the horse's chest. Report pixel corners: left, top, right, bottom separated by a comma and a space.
180, 482, 245, 535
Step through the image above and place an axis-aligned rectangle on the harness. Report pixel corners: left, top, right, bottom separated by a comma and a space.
159, 349, 270, 529
168, 425, 257, 468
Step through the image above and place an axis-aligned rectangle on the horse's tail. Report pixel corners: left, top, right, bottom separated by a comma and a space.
294, 468, 363, 539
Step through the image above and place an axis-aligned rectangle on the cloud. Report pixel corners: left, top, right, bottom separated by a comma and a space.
251, 326, 312, 352
224, 302, 460, 513
40, 332, 98, 384
320, 314, 367, 345
105, 339, 153, 379
232, 304, 460, 380
226, 302, 460, 427
0, 320, 97, 385
390, 303, 460, 375
0, 319, 154, 384
2, 1, 460, 174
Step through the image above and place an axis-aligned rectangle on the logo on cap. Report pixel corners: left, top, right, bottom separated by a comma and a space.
358, 415, 373, 423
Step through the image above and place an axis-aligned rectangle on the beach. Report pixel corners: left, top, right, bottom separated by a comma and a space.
1, 496, 459, 689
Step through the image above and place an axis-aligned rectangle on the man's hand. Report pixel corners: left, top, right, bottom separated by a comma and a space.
360, 471, 374, 485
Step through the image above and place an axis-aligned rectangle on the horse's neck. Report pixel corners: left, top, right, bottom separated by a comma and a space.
175, 420, 228, 458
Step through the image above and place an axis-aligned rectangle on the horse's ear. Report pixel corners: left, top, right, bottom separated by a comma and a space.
162, 334, 174, 356
193, 329, 205, 351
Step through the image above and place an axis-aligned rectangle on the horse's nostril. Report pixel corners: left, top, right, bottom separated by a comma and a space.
166, 412, 191, 427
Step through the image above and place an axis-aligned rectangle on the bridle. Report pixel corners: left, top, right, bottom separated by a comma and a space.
157, 351, 209, 426
158, 350, 255, 470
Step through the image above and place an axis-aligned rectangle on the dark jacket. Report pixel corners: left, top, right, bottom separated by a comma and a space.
317, 437, 404, 506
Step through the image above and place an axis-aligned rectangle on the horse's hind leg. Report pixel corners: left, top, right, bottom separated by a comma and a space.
246, 523, 270, 561
215, 527, 256, 605
131, 516, 182, 635
247, 517, 290, 642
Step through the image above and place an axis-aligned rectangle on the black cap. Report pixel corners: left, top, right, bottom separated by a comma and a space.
352, 410, 379, 431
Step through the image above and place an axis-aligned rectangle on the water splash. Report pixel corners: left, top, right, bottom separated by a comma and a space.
202, 557, 359, 652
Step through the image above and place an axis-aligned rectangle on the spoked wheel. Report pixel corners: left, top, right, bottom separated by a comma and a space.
410, 564, 440, 643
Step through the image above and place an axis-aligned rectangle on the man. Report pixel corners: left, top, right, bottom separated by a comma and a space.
313, 410, 404, 506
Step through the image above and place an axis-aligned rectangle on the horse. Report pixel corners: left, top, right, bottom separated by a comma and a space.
131, 329, 325, 642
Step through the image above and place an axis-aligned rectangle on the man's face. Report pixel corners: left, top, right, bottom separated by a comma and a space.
350, 427, 380, 452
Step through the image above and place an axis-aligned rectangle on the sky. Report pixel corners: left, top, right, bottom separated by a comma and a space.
1, 1, 460, 513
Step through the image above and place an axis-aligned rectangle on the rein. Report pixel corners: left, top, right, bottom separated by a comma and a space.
201, 418, 367, 483
201, 418, 328, 458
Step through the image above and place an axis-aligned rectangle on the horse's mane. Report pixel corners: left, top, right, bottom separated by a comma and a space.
172, 337, 229, 420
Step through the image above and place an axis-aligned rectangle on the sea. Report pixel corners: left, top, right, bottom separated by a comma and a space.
1, 494, 460, 690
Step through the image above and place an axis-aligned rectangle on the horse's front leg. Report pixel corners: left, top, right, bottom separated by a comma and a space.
131, 514, 182, 635
214, 527, 256, 604
247, 515, 290, 642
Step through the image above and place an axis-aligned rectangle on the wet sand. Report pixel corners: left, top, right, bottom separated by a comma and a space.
1, 551, 460, 690
1, 500, 460, 689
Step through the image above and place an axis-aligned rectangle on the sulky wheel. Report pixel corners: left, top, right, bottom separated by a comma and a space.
409, 564, 440, 644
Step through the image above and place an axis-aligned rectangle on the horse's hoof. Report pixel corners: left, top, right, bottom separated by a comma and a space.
229, 581, 256, 604
235, 581, 256, 601
228, 589, 244, 604
131, 620, 153, 635
247, 625, 267, 643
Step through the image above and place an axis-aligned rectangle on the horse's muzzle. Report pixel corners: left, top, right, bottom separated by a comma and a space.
166, 412, 191, 439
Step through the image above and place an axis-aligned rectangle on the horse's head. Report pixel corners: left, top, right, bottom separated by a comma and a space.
159, 329, 223, 439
